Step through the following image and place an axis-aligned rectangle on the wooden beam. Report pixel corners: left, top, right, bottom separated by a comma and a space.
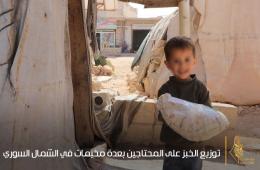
119, 0, 179, 7
87, 0, 99, 54
179, 0, 190, 36
68, 0, 94, 148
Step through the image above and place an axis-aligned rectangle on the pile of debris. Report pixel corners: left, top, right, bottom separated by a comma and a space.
92, 55, 114, 76
92, 56, 145, 95
92, 65, 113, 76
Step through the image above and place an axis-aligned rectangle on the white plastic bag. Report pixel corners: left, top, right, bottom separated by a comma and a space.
157, 93, 230, 141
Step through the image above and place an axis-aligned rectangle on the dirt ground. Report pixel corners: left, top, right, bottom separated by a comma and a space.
93, 55, 143, 96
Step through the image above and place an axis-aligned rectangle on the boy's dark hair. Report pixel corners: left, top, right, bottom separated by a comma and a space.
164, 36, 195, 61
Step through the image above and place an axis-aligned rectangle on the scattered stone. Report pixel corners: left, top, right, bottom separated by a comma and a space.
92, 65, 113, 76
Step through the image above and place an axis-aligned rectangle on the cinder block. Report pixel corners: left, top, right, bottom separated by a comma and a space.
119, 100, 240, 148
203, 103, 238, 149
131, 99, 157, 124
212, 102, 238, 128
119, 123, 154, 145
240, 136, 260, 151
235, 113, 260, 138
152, 124, 163, 145
203, 129, 236, 149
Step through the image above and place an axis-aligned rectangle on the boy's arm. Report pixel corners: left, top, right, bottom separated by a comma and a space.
157, 87, 166, 121
198, 84, 212, 107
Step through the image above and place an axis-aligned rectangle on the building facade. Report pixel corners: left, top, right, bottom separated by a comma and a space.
96, 0, 161, 55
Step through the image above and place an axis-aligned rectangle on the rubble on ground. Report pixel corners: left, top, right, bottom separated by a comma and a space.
92, 65, 113, 76
92, 56, 144, 96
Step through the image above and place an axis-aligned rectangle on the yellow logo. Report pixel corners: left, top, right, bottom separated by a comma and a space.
229, 136, 255, 165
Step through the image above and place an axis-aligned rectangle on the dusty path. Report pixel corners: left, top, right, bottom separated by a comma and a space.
94, 55, 142, 95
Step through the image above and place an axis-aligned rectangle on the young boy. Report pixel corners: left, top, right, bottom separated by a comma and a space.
158, 36, 211, 170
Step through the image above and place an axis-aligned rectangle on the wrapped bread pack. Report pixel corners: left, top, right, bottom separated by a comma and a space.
157, 93, 230, 142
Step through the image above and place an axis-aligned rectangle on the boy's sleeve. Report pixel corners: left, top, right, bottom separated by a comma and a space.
198, 84, 212, 107
158, 87, 165, 98
157, 87, 166, 121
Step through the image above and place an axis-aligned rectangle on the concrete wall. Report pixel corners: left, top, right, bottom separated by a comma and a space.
116, 20, 125, 47
124, 25, 133, 50
97, 1, 137, 19
123, 19, 160, 50
99, 19, 159, 55
96, 1, 160, 54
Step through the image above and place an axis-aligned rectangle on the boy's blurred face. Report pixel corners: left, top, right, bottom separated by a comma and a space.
165, 48, 196, 80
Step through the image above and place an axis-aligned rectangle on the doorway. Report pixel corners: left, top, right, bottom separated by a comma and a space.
132, 29, 150, 52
